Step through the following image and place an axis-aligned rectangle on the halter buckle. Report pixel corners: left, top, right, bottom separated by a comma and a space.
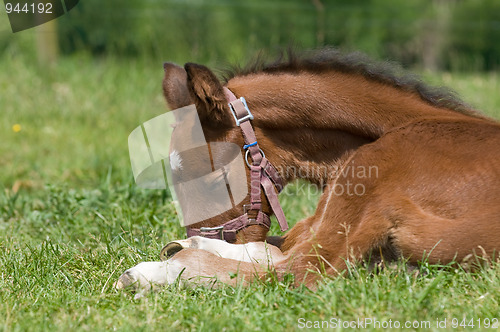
199, 225, 224, 240
229, 97, 254, 126
245, 148, 265, 168
184, 88, 288, 243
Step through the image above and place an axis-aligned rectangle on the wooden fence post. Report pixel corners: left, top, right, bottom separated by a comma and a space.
36, 19, 59, 65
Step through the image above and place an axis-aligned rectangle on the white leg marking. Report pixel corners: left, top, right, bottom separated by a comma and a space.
115, 260, 185, 299
117, 237, 285, 298
170, 236, 284, 264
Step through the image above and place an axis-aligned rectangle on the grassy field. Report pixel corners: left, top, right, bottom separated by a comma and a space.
1, 54, 500, 331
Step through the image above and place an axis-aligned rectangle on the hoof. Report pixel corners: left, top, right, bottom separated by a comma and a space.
114, 271, 138, 290
160, 242, 184, 261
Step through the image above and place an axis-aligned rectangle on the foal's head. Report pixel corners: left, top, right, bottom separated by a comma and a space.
163, 62, 275, 243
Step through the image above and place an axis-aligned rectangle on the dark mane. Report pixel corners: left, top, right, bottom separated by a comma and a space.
224, 49, 481, 117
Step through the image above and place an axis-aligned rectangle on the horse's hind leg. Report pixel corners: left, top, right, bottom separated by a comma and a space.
274, 198, 396, 287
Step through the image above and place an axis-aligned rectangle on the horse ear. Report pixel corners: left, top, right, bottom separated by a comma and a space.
162, 62, 193, 110
184, 63, 232, 126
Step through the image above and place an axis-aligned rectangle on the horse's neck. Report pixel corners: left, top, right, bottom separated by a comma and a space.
257, 127, 371, 185
229, 71, 467, 183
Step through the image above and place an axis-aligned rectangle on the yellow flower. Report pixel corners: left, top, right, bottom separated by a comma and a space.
12, 124, 21, 133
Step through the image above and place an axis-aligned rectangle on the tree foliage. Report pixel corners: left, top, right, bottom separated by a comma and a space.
3, 0, 499, 70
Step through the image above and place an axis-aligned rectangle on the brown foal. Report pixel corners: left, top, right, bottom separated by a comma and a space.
117, 50, 500, 294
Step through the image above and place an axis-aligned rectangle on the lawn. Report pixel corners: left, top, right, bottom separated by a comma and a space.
1, 54, 499, 331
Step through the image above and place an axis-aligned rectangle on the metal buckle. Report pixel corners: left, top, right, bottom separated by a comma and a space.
229, 97, 254, 126
199, 225, 224, 240
245, 148, 265, 168
247, 218, 257, 225
243, 204, 252, 214
243, 205, 257, 225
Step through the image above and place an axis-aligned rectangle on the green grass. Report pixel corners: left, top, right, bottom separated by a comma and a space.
1, 54, 500, 331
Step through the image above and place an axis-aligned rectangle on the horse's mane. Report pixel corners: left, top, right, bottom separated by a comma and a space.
224, 48, 480, 117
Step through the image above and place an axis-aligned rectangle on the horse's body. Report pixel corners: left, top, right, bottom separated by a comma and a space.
117, 50, 500, 296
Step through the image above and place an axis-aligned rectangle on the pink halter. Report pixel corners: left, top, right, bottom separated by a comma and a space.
185, 87, 288, 242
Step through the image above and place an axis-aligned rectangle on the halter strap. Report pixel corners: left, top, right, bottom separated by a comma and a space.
185, 87, 288, 242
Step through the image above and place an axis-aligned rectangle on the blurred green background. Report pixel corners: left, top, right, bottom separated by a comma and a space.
2, 0, 500, 70
1, 0, 500, 191
1, 2, 500, 329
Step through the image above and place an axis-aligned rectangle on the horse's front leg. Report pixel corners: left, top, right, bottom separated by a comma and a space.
114, 259, 179, 299
116, 240, 284, 298
161, 236, 284, 264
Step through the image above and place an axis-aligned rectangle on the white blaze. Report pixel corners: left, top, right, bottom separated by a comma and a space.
169, 150, 183, 171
